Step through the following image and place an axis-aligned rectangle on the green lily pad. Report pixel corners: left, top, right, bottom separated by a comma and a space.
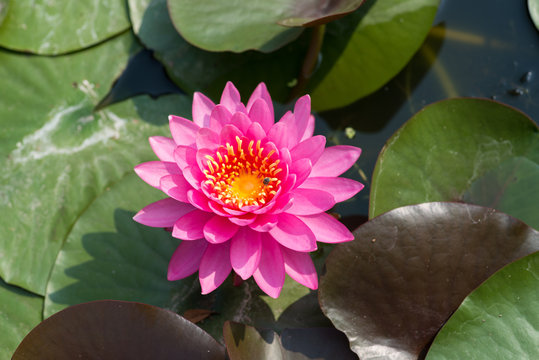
14, 300, 226, 359
278, 0, 366, 27
310, 0, 439, 111
529, 0, 539, 30
128, 0, 309, 102
0, 0, 8, 26
0, 32, 197, 296
426, 251, 539, 359
166, 0, 303, 53
0, 279, 42, 359
369, 98, 539, 223
0, 0, 130, 55
319, 202, 539, 360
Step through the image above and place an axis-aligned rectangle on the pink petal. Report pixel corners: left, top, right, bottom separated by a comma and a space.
192, 91, 215, 127
290, 158, 312, 188
300, 115, 315, 142
230, 112, 251, 134
286, 188, 335, 215
159, 174, 191, 202
187, 189, 212, 212
253, 234, 285, 298
220, 82, 246, 114
169, 115, 199, 147
220, 124, 243, 145
268, 114, 297, 149
246, 122, 267, 141
299, 177, 364, 202
230, 227, 262, 280
207, 201, 233, 217
264, 192, 293, 214
297, 213, 354, 243
249, 213, 278, 232
149, 136, 176, 162
248, 98, 273, 134
203, 215, 239, 244
228, 213, 257, 226
292, 95, 311, 143
290, 135, 325, 165
172, 210, 214, 240
310, 146, 361, 177
168, 240, 208, 280
133, 198, 194, 227
268, 213, 317, 252
246, 82, 274, 122
182, 165, 204, 190
210, 105, 232, 132
173, 145, 196, 171
281, 247, 318, 290
196, 128, 220, 151
196, 148, 215, 172
199, 242, 232, 294
134, 161, 181, 189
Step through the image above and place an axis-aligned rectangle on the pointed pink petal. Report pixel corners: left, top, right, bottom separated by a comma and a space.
249, 213, 278, 232
210, 105, 232, 132
199, 242, 232, 294
169, 115, 199, 146
134, 161, 181, 189
220, 124, 243, 145
269, 213, 317, 252
246, 121, 267, 141
300, 115, 315, 142
310, 146, 361, 177
246, 82, 274, 122
281, 247, 318, 290
149, 136, 176, 162
168, 240, 208, 280
207, 201, 233, 217
269, 114, 297, 149
290, 135, 325, 166
248, 98, 273, 134
286, 188, 335, 215
230, 112, 251, 134
172, 210, 214, 240
203, 215, 239, 244
133, 198, 194, 227
220, 82, 246, 114
228, 213, 257, 226
297, 213, 354, 243
192, 92, 215, 127
230, 227, 262, 279
187, 189, 212, 212
173, 145, 196, 171
263, 192, 293, 214
196, 128, 220, 151
290, 159, 312, 188
182, 165, 204, 190
159, 174, 191, 202
253, 234, 285, 298
292, 95, 311, 143
299, 177, 364, 202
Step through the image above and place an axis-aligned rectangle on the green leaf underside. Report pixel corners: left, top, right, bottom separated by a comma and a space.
426, 251, 539, 359
278, 0, 366, 27
167, 0, 303, 53
310, 0, 439, 111
369, 98, 539, 223
224, 321, 358, 360
0, 0, 130, 55
128, 0, 309, 102
14, 301, 226, 359
319, 202, 539, 360
529, 0, 539, 31
0, 279, 43, 359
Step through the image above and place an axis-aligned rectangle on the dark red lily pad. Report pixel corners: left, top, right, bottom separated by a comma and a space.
13, 300, 225, 360
319, 202, 539, 360
278, 0, 366, 27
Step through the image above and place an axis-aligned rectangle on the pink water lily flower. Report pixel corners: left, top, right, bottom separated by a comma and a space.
133, 82, 363, 298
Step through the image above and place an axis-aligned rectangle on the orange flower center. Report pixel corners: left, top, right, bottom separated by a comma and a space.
203, 136, 282, 209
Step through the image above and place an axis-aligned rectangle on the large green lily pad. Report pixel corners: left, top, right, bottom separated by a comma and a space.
369, 98, 539, 225
0, 0, 130, 55
426, 251, 539, 359
0, 32, 196, 296
310, 0, 439, 111
0, 279, 43, 359
14, 300, 226, 359
0, 0, 8, 26
319, 202, 539, 360
128, 0, 309, 102
166, 0, 303, 53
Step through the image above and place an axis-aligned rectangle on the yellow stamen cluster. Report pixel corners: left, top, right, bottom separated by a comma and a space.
203, 136, 282, 209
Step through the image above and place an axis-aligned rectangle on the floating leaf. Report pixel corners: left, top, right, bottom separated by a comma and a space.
0, 1, 130, 55
427, 251, 539, 359
0, 0, 8, 26
278, 0, 366, 27
310, 0, 439, 111
167, 0, 303, 53
0, 279, 42, 359
319, 202, 539, 360
13, 300, 226, 359
128, 0, 309, 102
369, 98, 539, 222
529, 0, 539, 31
